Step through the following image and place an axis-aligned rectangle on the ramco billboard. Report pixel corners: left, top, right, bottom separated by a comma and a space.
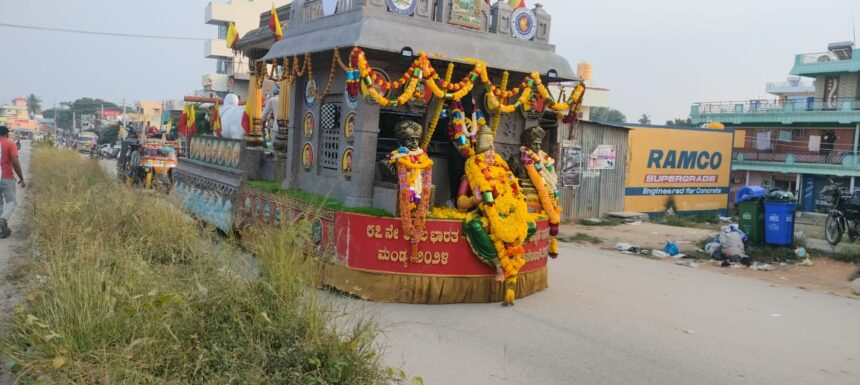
624, 126, 733, 214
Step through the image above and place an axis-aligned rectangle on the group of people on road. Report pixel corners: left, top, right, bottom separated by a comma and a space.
0, 126, 25, 239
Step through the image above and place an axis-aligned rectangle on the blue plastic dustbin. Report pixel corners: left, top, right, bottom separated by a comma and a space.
763, 201, 796, 245
735, 186, 766, 204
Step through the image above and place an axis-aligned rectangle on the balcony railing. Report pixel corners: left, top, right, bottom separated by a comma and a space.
764, 81, 814, 94
799, 51, 846, 64
791, 49, 860, 76
693, 97, 860, 115
735, 151, 845, 165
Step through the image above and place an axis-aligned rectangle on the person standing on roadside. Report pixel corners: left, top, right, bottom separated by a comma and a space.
0, 126, 25, 238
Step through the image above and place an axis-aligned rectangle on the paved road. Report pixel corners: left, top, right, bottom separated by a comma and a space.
334, 242, 860, 385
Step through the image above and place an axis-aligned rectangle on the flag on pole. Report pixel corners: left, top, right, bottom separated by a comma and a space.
213, 102, 222, 137
226, 22, 240, 49
241, 89, 263, 135
269, 3, 283, 41
507, 0, 525, 9
186, 104, 197, 137
178, 105, 188, 137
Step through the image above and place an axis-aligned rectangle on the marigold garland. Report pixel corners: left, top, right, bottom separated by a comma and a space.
389, 148, 433, 260
464, 151, 531, 305
346, 47, 586, 119
421, 63, 454, 150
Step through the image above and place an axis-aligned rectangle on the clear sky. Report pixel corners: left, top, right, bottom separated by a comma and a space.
1, 0, 859, 123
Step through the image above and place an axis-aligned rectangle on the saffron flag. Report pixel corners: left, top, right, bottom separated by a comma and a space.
226, 22, 240, 49
269, 3, 283, 41
241, 99, 251, 135
241, 92, 263, 135
508, 0, 525, 9
187, 104, 197, 137
213, 102, 222, 137
177, 105, 188, 137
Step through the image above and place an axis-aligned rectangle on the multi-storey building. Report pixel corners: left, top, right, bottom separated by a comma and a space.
691, 42, 860, 213
203, 0, 290, 98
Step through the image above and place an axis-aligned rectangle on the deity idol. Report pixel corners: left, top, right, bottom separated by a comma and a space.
458, 125, 534, 305
384, 120, 433, 258
508, 126, 561, 257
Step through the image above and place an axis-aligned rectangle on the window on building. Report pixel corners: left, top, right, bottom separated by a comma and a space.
319, 102, 341, 171
792, 128, 805, 138
216, 59, 233, 75
217, 24, 228, 40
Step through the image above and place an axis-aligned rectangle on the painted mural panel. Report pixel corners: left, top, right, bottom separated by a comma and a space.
171, 169, 237, 232
189, 136, 243, 168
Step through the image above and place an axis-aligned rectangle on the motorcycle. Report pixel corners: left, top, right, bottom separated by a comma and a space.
823, 185, 860, 245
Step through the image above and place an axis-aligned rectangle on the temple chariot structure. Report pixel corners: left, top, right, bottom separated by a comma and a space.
171, 0, 585, 305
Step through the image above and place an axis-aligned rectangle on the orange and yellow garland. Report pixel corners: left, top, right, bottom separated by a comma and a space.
270, 47, 586, 119
521, 147, 561, 257
389, 148, 434, 260
347, 48, 586, 118
464, 151, 531, 305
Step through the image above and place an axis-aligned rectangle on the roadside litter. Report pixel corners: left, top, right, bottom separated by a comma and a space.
749, 263, 775, 271
794, 247, 813, 266
615, 242, 643, 254
703, 224, 759, 267
664, 241, 679, 256
614, 240, 688, 259
651, 250, 670, 258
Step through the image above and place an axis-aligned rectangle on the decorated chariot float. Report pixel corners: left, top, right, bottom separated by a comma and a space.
171, 0, 585, 305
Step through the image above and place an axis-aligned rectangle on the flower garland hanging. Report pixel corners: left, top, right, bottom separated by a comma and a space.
421, 62, 454, 150
388, 147, 433, 260
464, 151, 531, 305
279, 47, 588, 122
520, 146, 561, 257
447, 102, 481, 158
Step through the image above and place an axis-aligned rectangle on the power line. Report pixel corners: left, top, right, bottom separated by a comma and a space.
0, 22, 207, 41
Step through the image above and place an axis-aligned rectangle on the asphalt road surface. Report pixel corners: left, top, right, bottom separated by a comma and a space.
334, 242, 860, 385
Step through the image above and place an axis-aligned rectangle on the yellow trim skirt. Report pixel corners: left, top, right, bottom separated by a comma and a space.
321, 263, 548, 304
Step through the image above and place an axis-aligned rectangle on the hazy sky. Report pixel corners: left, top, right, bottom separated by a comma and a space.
1, 0, 859, 123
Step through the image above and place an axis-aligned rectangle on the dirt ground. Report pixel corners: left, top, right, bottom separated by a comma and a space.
560, 222, 860, 300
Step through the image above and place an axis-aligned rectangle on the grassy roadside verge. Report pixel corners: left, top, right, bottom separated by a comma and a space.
0, 148, 400, 384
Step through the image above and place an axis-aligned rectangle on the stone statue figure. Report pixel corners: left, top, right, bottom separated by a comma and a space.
508, 126, 558, 212
378, 119, 423, 183
220, 94, 245, 140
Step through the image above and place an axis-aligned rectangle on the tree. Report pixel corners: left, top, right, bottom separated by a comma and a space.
97, 124, 120, 144
589, 107, 627, 124
665, 117, 692, 126
42, 97, 120, 130
27, 94, 42, 117
638, 114, 651, 125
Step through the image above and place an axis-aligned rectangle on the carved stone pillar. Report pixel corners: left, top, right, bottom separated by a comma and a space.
533, 3, 551, 43
344, 96, 380, 208
491, 1, 513, 36
415, 0, 433, 19
274, 119, 289, 158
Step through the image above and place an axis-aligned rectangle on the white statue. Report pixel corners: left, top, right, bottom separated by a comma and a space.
220, 94, 245, 140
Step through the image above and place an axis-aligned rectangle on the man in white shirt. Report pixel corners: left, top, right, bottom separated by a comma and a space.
261, 87, 280, 150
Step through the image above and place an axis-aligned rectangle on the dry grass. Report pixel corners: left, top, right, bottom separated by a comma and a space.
1, 148, 411, 384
